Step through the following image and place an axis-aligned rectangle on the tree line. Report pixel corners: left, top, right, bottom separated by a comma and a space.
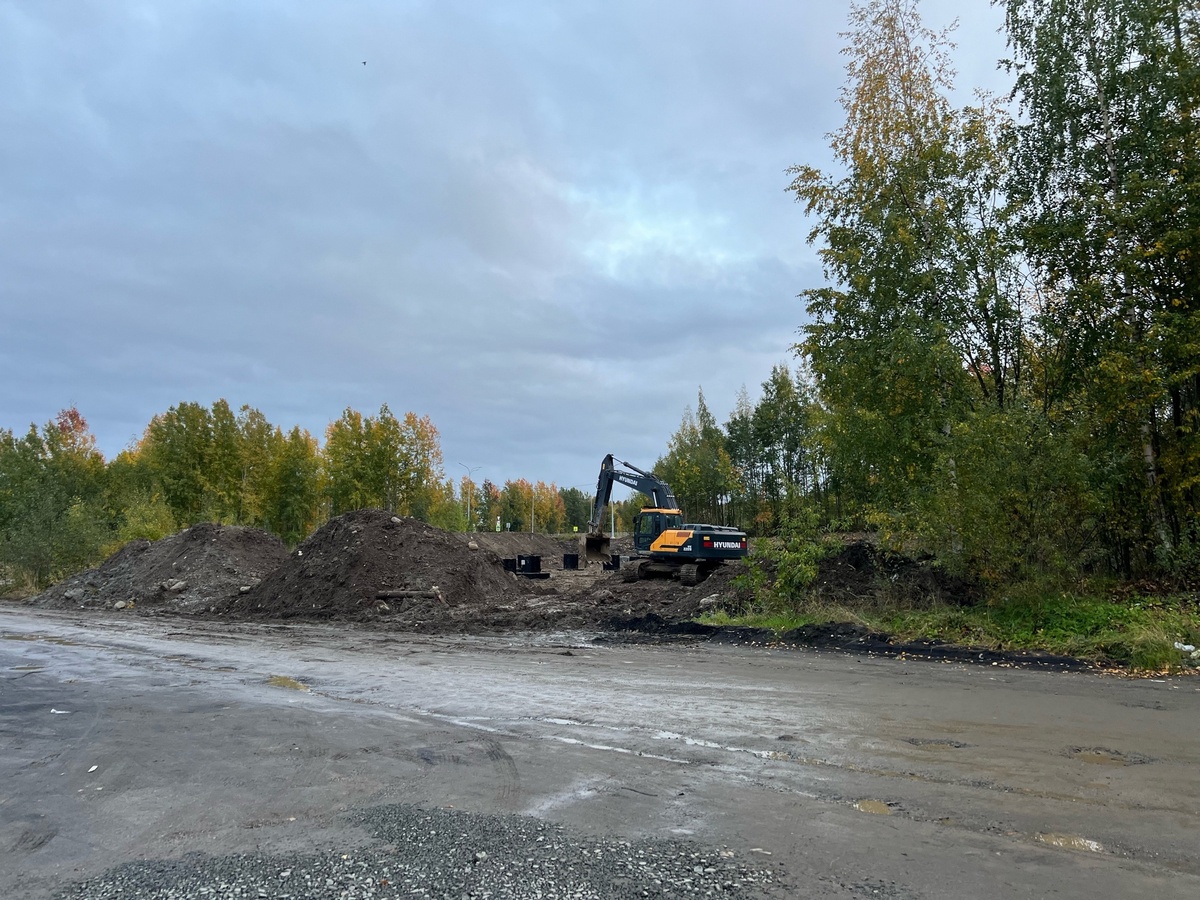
0, 402, 601, 591
654, 0, 1198, 588
4, 0, 1194, 595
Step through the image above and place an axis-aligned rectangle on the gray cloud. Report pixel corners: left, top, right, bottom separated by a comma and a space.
0, 0, 1008, 489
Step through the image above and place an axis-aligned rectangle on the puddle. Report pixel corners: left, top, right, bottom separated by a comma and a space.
854, 800, 893, 816
1037, 833, 1104, 853
2, 634, 78, 646
1075, 751, 1128, 767
266, 675, 309, 691
1066, 747, 1152, 766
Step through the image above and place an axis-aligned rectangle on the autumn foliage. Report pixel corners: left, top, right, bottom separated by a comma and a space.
0, 402, 587, 592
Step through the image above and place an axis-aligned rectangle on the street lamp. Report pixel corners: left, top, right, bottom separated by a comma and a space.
458, 462, 481, 531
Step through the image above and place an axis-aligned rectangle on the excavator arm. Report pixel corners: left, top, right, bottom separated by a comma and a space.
584, 454, 679, 561
587, 454, 679, 531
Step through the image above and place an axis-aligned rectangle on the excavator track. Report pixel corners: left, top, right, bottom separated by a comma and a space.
679, 563, 701, 586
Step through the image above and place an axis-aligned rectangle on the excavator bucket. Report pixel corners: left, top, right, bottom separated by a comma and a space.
582, 532, 611, 564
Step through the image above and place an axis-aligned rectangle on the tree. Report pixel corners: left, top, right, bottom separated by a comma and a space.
137, 402, 214, 524
0, 409, 110, 589
393, 412, 446, 520
532, 481, 566, 534
207, 399, 242, 522
262, 426, 322, 545
127, 400, 283, 529
460, 474, 482, 531
559, 486, 593, 532
1002, 0, 1200, 572
477, 480, 502, 533
323, 405, 445, 518
323, 408, 373, 515
498, 479, 532, 532
750, 365, 824, 528
425, 478, 462, 531
235, 405, 282, 527
655, 390, 739, 525
787, 0, 1035, 527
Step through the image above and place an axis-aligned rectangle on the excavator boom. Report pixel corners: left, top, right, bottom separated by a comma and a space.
585, 454, 680, 561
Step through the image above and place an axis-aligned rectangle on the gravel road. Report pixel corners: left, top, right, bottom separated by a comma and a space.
3, 609, 1200, 899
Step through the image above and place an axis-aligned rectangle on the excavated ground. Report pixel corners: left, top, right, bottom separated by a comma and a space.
26, 511, 726, 634
215, 510, 726, 632
29, 523, 288, 613
20, 509, 1089, 668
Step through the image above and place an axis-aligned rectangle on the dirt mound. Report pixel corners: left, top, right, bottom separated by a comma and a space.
29, 524, 288, 612
456, 531, 580, 562
214, 512, 747, 632
223, 510, 525, 623
808, 541, 981, 607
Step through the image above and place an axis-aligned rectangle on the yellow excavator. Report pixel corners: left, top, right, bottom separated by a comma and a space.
583, 454, 748, 586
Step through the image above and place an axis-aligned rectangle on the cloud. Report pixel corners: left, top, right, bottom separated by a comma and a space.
0, 0, 1009, 488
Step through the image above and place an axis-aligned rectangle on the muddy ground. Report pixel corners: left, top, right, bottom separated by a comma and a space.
10, 515, 1200, 898
4, 612, 1200, 900
26, 510, 737, 634
30, 523, 288, 613
21, 509, 1083, 668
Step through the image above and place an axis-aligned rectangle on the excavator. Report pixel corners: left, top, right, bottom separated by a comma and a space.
583, 454, 748, 585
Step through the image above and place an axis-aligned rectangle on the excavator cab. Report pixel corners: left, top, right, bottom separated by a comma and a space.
632, 509, 683, 552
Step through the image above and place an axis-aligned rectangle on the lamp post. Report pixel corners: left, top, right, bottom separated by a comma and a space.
458, 463, 481, 531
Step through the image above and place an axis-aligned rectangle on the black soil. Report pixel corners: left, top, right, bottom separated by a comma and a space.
807, 541, 982, 608
601, 617, 1098, 671
219, 510, 731, 632
221, 510, 524, 623
28, 524, 288, 612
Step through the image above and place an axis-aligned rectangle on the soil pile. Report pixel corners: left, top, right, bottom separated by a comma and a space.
808, 541, 981, 607
29, 524, 288, 612
223, 510, 525, 624
456, 531, 580, 560
219, 511, 744, 632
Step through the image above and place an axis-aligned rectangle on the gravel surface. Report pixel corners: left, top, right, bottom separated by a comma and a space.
56, 804, 783, 900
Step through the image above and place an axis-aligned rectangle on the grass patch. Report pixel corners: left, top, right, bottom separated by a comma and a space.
700, 591, 1200, 672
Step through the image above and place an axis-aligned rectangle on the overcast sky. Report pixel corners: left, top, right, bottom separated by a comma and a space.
1, 0, 1009, 493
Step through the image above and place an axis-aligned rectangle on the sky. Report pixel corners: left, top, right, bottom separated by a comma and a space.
0, 0, 1010, 494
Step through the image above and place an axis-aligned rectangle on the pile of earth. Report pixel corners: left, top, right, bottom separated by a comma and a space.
805, 540, 982, 608
455, 531, 581, 561
218, 509, 740, 632
28, 524, 288, 613
19, 509, 751, 633
220, 509, 526, 625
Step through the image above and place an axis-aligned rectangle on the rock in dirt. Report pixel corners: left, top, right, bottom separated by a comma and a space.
28, 524, 288, 613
